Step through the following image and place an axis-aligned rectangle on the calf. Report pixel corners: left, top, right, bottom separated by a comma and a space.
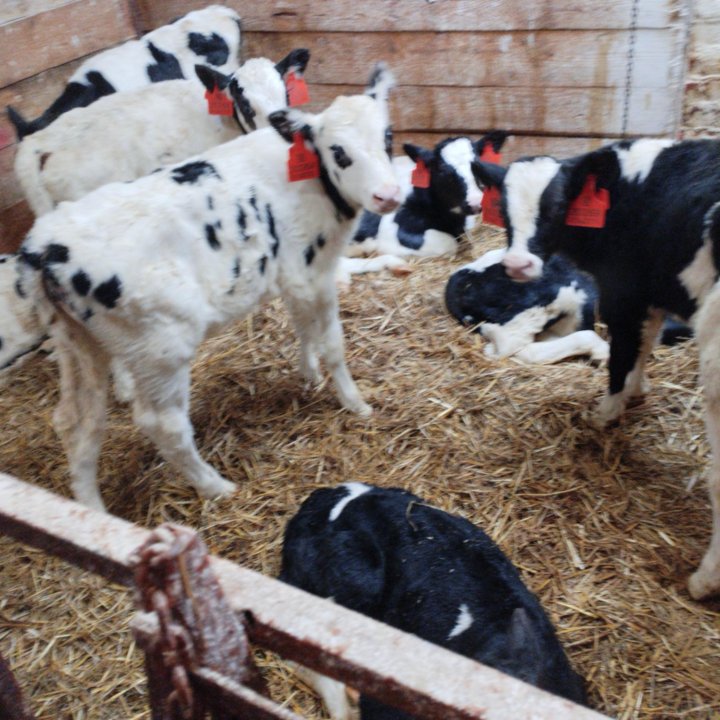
347, 131, 508, 259
472, 138, 720, 599
14, 49, 310, 216
445, 248, 608, 364
17, 65, 401, 512
280, 483, 588, 720
7, 5, 242, 139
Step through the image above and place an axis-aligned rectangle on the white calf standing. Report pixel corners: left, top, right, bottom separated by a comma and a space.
14, 49, 310, 216
18, 65, 401, 512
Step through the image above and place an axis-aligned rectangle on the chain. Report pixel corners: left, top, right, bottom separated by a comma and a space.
621, 0, 640, 137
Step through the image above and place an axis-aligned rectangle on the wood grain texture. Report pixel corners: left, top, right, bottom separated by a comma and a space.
0, 201, 33, 254
244, 29, 677, 90
137, 0, 677, 33
0, 0, 135, 87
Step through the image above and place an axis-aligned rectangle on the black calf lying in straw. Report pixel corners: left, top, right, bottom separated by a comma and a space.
472, 137, 720, 599
445, 248, 691, 364
280, 483, 587, 719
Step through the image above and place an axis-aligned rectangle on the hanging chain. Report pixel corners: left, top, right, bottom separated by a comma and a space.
621, 0, 641, 137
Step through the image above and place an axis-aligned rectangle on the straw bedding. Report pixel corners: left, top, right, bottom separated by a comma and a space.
1, 225, 718, 719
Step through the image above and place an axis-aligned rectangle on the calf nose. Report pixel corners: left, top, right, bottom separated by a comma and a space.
502, 253, 538, 281
373, 184, 402, 214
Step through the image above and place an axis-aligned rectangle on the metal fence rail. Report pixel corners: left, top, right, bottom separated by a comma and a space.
0, 472, 613, 720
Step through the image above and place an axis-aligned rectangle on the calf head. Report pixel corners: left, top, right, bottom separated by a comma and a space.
269, 63, 401, 216
195, 48, 310, 133
472, 146, 619, 281
404, 130, 508, 215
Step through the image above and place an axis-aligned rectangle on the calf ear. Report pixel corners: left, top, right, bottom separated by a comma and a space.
566, 146, 619, 200
365, 62, 395, 103
471, 160, 507, 189
276, 48, 311, 78
403, 143, 433, 166
195, 64, 231, 92
477, 130, 510, 153
269, 109, 312, 144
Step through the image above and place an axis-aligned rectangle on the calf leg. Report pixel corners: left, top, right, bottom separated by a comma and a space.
131, 364, 236, 500
51, 322, 110, 511
285, 277, 371, 416
514, 330, 609, 365
589, 309, 662, 428
689, 285, 720, 599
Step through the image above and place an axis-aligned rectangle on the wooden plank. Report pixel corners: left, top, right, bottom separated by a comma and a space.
0, 201, 33, 253
0, 145, 22, 212
0, 472, 611, 720
244, 29, 677, 90
0, 0, 75, 25
137, 0, 676, 33
0, 0, 136, 87
303, 84, 676, 136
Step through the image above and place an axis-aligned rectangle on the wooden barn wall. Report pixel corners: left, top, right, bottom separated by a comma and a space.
0, 0, 692, 252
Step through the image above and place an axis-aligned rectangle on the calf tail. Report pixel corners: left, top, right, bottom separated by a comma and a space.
0, 255, 50, 377
6, 106, 32, 140
13, 137, 55, 216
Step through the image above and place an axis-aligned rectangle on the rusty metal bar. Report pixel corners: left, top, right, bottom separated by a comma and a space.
0, 473, 613, 720
0, 649, 35, 720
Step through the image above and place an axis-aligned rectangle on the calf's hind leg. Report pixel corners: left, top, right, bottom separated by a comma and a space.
689, 285, 720, 599
130, 363, 236, 501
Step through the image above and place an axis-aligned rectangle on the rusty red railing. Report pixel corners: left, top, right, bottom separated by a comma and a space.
0, 472, 612, 719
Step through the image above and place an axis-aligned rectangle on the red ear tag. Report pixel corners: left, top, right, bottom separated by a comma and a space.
288, 132, 320, 182
480, 142, 502, 164
286, 72, 310, 107
411, 159, 431, 188
205, 85, 234, 116
565, 174, 610, 228
481, 186, 504, 227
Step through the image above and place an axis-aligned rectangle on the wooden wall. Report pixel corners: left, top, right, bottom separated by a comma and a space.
0, 0, 692, 252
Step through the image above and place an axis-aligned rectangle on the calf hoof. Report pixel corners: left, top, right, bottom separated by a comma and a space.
590, 341, 610, 364
583, 394, 625, 429
688, 566, 720, 601
197, 476, 237, 500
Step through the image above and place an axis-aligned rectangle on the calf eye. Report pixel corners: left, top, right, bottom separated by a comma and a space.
385, 126, 393, 158
330, 144, 353, 169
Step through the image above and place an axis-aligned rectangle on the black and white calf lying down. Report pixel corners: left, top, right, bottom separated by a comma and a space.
14, 49, 311, 216
7, 5, 242, 139
280, 483, 587, 719
347, 130, 508, 259
472, 137, 720, 600
16, 65, 401, 512
446, 248, 608, 364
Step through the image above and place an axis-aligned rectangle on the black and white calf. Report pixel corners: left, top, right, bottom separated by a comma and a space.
347, 131, 508, 258
17, 65, 401, 512
7, 5, 242, 139
280, 483, 588, 719
472, 138, 720, 600
445, 248, 608, 364
14, 49, 310, 216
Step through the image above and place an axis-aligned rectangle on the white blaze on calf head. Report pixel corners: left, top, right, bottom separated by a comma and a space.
440, 138, 483, 213
502, 157, 561, 280
329, 482, 371, 521
616, 138, 674, 183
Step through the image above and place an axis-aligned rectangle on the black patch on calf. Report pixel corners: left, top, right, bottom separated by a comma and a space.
146, 42, 184, 83
266, 204, 280, 257
228, 79, 256, 132
317, 234, 326, 248
207, 196, 214, 210
330, 144, 353, 169
353, 212, 382, 243
232, 258, 241, 277
171, 161, 220, 184
18, 249, 43, 270
71, 270, 92, 297
385, 126, 393, 158
93, 275, 122, 308
44, 243, 69, 264
14, 279, 26, 299
249, 189, 261, 221
39, 152, 52, 170
259, 256, 267, 275
85, 71, 116, 98
82, 308, 94, 322
304, 245, 315, 265
205, 224, 221, 250
188, 32, 230, 67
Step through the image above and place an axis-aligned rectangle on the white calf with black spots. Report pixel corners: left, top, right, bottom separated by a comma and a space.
7, 5, 242, 139
14, 49, 310, 216
18, 65, 401, 512
280, 483, 587, 719
472, 138, 720, 600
